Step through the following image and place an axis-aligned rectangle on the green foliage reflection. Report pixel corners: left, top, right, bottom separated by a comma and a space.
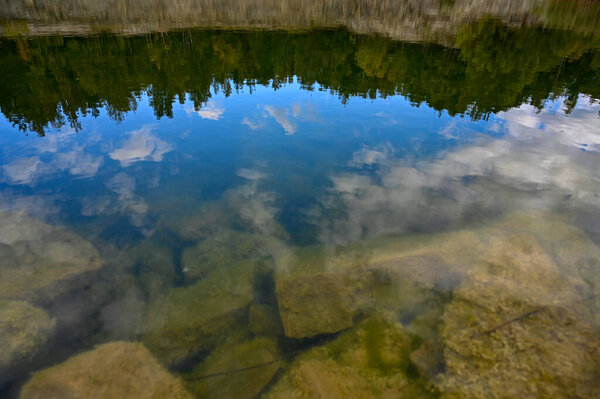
0, 23, 598, 135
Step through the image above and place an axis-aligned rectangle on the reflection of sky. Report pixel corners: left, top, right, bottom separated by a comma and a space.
0, 81, 598, 245
314, 97, 600, 244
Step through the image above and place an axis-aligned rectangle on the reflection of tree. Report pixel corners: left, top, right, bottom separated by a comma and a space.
0, 25, 598, 135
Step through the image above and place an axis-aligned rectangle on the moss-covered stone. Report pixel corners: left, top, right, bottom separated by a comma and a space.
494, 213, 600, 325
406, 304, 446, 379
0, 300, 55, 384
20, 341, 192, 399
263, 314, 437, 398
274, 244, 375, 338
184, 335, 280, 399
142, 261, 256, 366
181, 230, 263, 282
440, 234, 600, 398
0, 211, 102, 304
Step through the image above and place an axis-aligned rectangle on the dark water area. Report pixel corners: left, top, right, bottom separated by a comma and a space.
1, 1, 600, 398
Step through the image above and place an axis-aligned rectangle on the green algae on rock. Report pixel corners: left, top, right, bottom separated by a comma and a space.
274, 244, 375, 338
181, 229, 264, 282
263, 314, 437, 398
0, 301, 55, 384
0, 211, 102, 304
440, 234, 600, 399
185, 335, 280, 399
142, 261, 256, 366
19, 341, 192, 399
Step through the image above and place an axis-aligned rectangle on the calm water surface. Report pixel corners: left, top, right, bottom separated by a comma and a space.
1, 3, 600, 398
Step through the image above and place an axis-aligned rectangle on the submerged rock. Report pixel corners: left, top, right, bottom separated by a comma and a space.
127, 230, 178, 299
263, 314, 436, 399
495, 213, 600, 324
0, 301, 55, 384
274, 244, 374, 338
440, 234, 600, 398
368, 229, 488, 292
185, 335, 280, 399
405, 305, 446, 380
142, 261, 256, 366
20, 341, 192, 399
274, 211, 600, 339
0, 211, 102, 304
181, 229, 263, 282
159, 201, 232, 242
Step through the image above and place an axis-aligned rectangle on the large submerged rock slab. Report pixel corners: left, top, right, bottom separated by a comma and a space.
185, 335, 280, 399
368, 229, 488, 292
274, 245, 375, 338
494, 213, 600, 322
440, 234, 600, 398
181, 229, 263, 282
273, 232, 484, 339
20, 341, 192, 399
275, 212, 600, 341
0, 211, 102, 304
0, 300, 56, 385
142, 261, 256, 366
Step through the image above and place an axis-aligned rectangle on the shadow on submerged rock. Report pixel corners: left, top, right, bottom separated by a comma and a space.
263, 314, 438, 398
184, 334, 281, 399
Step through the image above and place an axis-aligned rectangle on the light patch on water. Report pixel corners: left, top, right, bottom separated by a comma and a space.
242, 117, 266, 130
264, 105, 297, 135
109, 125, 174, 166
313, 99, 600, 244
185, 101, 225, 120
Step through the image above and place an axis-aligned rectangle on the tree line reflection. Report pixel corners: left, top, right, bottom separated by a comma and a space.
0, 19, 598, 135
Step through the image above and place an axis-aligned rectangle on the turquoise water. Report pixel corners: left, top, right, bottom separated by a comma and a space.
1, 18, 600, 399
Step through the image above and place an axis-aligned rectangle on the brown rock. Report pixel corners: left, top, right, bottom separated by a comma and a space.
20, 342, 192, 399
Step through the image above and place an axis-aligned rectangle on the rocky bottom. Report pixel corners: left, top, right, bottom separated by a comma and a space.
1, 209, 599, 398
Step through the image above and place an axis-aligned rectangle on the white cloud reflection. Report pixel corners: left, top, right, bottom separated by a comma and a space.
264, 105, 297, 135
106, 172, 149, 227
185, 101, 225, 120
245, 101, 321, 135
110, 125, 173, 167
313, 98, 600, 245
242, 117, 266, 130
2, 145, 103, 185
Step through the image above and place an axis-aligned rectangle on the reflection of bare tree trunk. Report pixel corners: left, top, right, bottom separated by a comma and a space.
1, 0, 585, 42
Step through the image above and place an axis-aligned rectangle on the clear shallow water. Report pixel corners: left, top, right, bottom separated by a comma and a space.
1, 13, 600, 399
